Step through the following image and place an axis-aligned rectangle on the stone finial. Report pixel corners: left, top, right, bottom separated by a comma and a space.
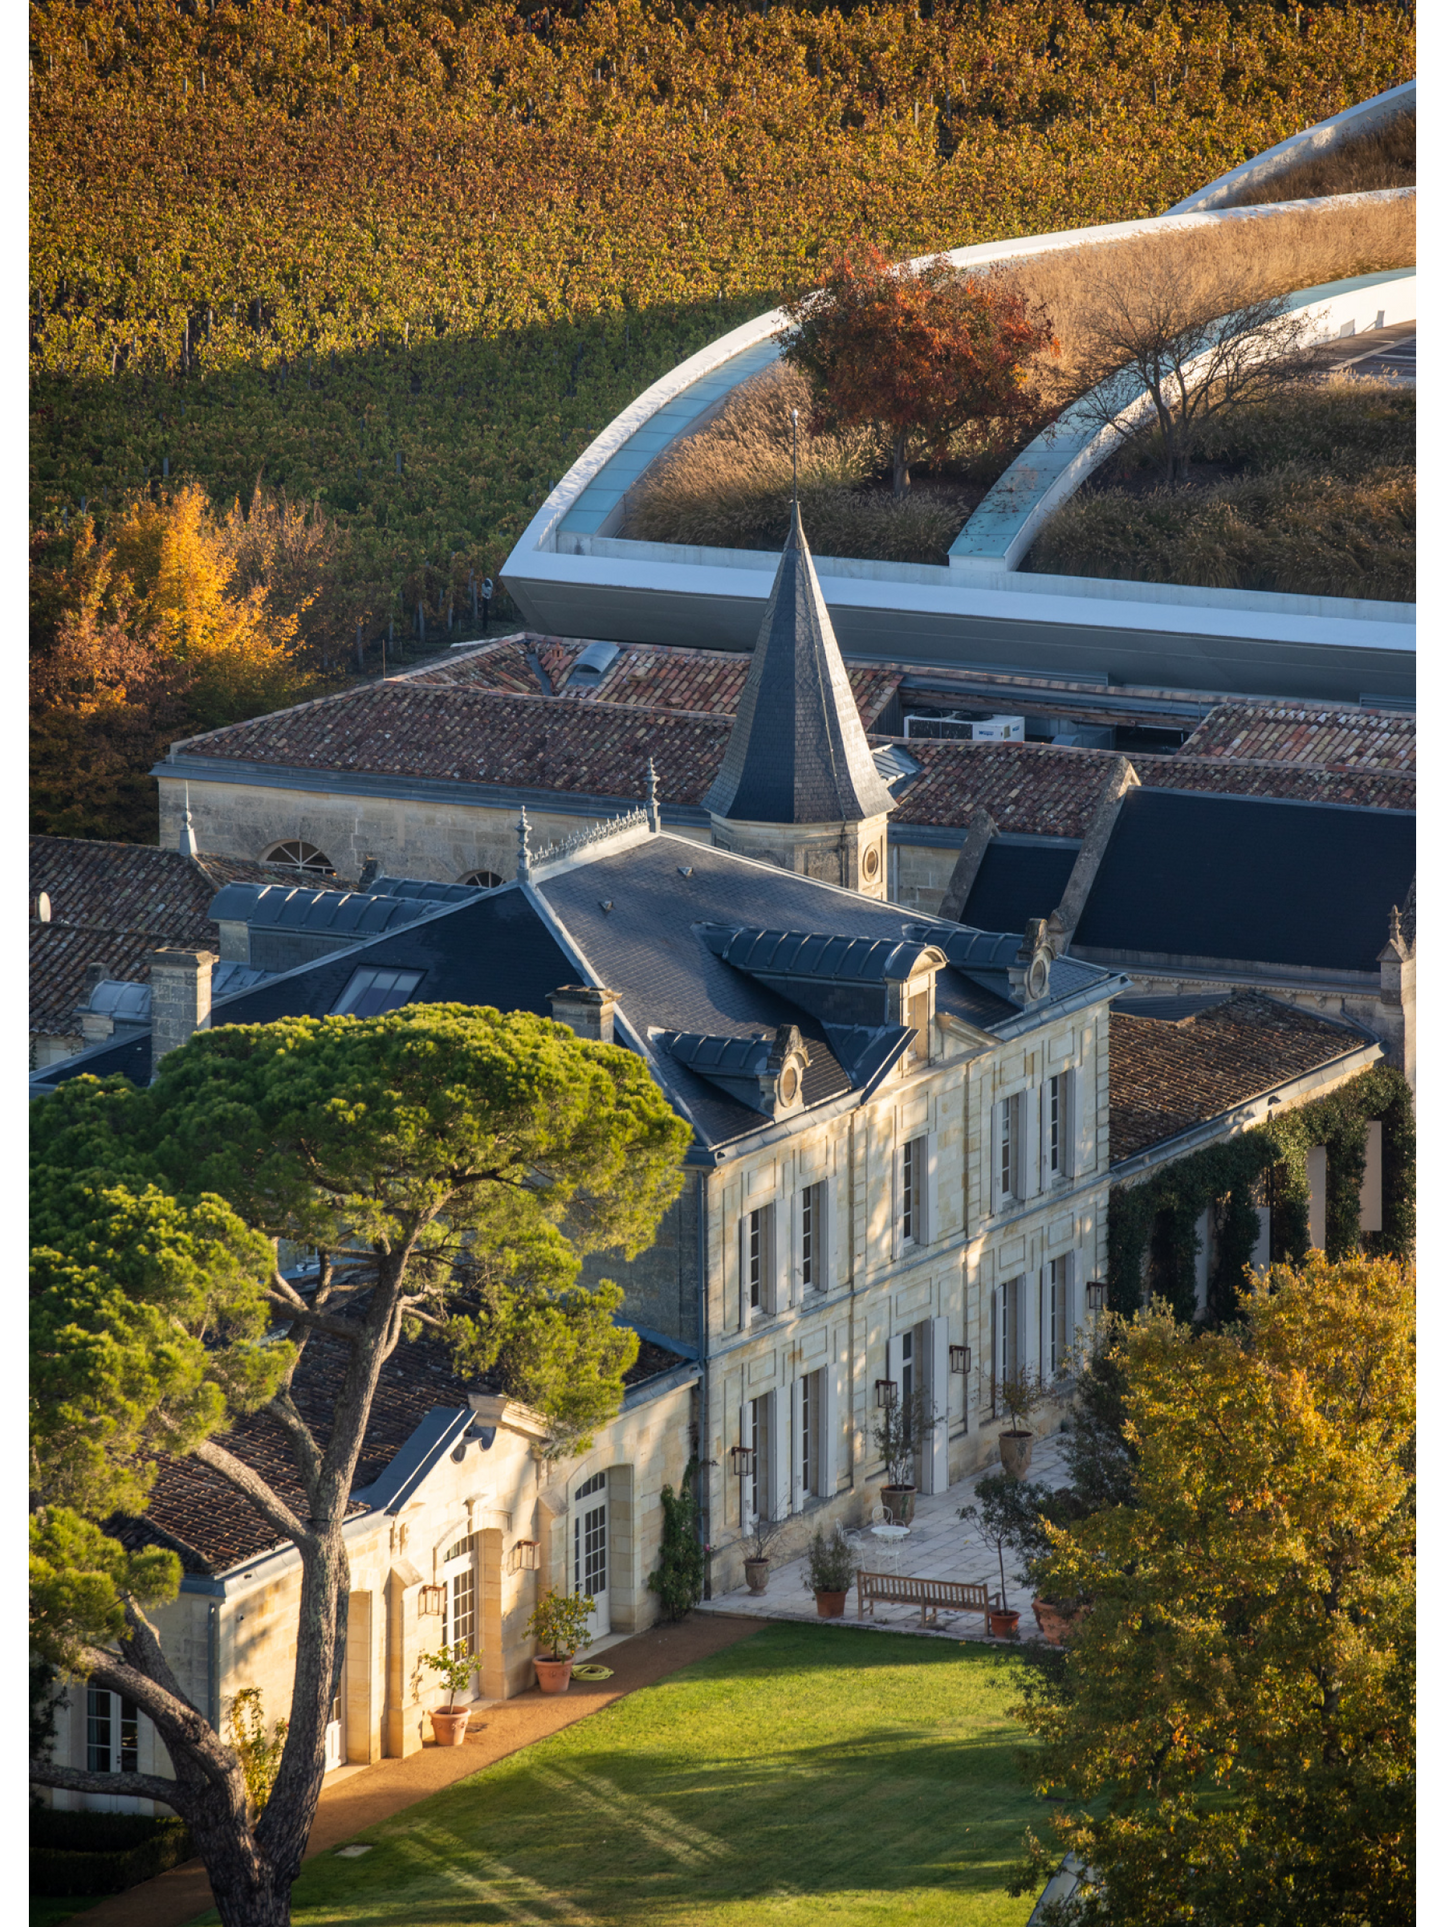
1008, 917, 1055, 1006
646, 757, 661, 833
179, 782, 200, 861
516, 808, 532, 883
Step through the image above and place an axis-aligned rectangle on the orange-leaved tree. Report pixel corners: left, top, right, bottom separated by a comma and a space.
781, 243, 1057, 499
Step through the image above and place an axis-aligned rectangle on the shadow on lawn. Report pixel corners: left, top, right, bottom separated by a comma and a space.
286, 1627, 1044, 1925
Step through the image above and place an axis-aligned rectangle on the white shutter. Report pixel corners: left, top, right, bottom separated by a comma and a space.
788, 1190, 802, 1308
737, 1221, 746, 1331
1073, 1062, 1093, 1175
768, 1203, 782, 1314
886, 1333, 905, 1397
769, 1389, 790, 1522
819, 1363, 840, 1499
991, 1284, 1003, 1407
919, 1315, 950, 1494
737, 1400, 748, 1523
1021, 1090, 1039, 1199
890, 1140, 902, 1261
1061, 1070, 1078, 1179
819, 1177, 833, 1292
791, 1377, 806, 1511
990, 1100, 1006, 1215
923, 1132, 939, 1246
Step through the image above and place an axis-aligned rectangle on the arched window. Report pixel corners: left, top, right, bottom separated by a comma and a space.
458, 870, 503, 889
264, 839, 334, 874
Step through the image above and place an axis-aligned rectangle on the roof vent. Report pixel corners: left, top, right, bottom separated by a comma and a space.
564, 640, 620, 689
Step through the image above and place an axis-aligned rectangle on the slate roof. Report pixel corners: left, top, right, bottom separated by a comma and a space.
36, 829, 1123, 1152
702, 505, 896, 825
1072, 787, 1415, 976
117, 1315, 688, 1575
1178, 703, 1416, 773
1109, 992, 1376, 1164
29, 836, 350, 1039
960, 842, 1081, 931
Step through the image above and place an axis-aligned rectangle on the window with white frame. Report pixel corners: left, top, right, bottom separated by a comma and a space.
1047, 1075, 1064, 1181
87, 1686, 138, 1775
799, 1369, 823, 1500
742, 1204, 775, 1317
899, 1327, 917, 1447
899, 1137, 924, 1246
1045, 1257, 1071, 1377
573, 1471, 608, 1603
995, 1094, 1021, 1207
745, 1396, 769, 1522
800, 1182, 826, 1291
442, 1536, 476, 1654
992, 1277, 1021, 1414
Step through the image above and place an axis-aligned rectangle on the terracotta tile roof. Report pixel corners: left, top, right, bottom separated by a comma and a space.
390, 635, 902, 728
1133, 755, 1415, 812
1178, 703, 1416, 773
29, 837, 354, 1037
879, 738, 1124, 837
1109, 992, 1373, 1165
117, 1317, 688, 1574
180, 684, 735, 804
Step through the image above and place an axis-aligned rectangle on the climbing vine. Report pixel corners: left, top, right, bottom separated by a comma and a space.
1108, 1063, 1414, 1324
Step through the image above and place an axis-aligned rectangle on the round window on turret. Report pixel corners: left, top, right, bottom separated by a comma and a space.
862, 845, 880, 881
780, 1064, 800, 1104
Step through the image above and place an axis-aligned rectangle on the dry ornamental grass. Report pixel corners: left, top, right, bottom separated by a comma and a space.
1226, 111, 1415, 207
1027, 375, 1414, 602
629, 196, 1414, 565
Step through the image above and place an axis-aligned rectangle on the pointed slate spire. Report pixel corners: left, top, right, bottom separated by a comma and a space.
704, 502, 894, 826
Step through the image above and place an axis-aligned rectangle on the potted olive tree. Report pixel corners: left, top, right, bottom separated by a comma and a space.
958, 1472, 1055, 1638
741, 1513, 786, 1595
419, 1641, 482, 1744
802, 1526, 857, 1617
995, 1366, 1050, 1478
872, 1384, 936, 1524
524, 1589, 596, 1694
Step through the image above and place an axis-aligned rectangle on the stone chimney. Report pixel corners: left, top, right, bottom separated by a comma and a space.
358, 856, 382, 892
149, 949, 216, 1071
547, 984, 619, 1045
1376, 902, 1416, 1089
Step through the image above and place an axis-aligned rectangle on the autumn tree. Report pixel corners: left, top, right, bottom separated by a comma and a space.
781, 243, 1057, 498
1011, 1254, 1415, 1926
30, 1005, 692, 1927
1068, 235, 1317, 487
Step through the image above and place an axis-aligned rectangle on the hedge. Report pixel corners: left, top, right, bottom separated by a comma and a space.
1108, 1063, 1414, 1324
29, 1811, 193, 1897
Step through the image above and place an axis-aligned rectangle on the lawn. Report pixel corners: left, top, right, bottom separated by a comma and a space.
235, 1624, 1045, 1927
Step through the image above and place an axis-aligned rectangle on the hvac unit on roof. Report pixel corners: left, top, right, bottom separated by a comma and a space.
902, 713, 1025, 743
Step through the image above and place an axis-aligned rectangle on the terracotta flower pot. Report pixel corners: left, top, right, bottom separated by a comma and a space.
999, 1432, 1034, 1479
988, 1607, 1021, 1640
1031, 1598, 1081, 1646
881, 1485, 916, 1525
814, 1589, 848, 1618
429, 1707, 471, 1745
533, 1657, 574, 1695
743, 1557, 771, 1595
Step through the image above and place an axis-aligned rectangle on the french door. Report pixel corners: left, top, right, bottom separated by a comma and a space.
85, 1686, 143, 1812
573, 1470, 610, 1643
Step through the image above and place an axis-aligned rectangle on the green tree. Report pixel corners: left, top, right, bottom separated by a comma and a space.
30, 1005, 690, 1927
647, 1457, 705, 1622
1011, 1254, 1414, 1926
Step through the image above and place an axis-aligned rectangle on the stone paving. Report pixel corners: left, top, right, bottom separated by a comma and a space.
697, 1431, 1070, 1644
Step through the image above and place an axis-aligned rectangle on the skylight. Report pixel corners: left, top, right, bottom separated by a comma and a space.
331, 966, 424, 1017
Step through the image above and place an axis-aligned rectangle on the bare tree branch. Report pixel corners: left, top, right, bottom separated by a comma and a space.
190, 1438, 311, 1544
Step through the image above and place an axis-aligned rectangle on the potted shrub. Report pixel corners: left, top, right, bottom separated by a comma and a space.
802, 1525, 857, 1617
524, 1589, 596, 1694
740, 1514, 785, 1594
872, 1384, 937, 1525
958, 1472, 1056, 1639
995, 1367, 1051, 1478
419, 1640, 482, 1744
1024, 1484, 1093, 1645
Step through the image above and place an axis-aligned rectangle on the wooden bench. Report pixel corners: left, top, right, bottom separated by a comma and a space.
855, 1570, 998, 1628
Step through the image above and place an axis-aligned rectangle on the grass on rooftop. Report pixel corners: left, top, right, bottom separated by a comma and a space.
225, 1623, 1047, 1927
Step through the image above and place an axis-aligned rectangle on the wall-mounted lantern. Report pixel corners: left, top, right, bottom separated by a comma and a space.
949, 1344, 972, 1376
729, 1443, 756, 1478
874, 1378, 898, 1410
510, 1540, 540, 1574
418, 1583, 446, 1617
1086, 1279, 1108, 1312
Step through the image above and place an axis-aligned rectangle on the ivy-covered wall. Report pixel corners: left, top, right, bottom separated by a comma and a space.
1108, 1065, 1415, 1323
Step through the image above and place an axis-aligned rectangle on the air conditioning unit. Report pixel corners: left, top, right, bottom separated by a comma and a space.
902, 712, 1025, 743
